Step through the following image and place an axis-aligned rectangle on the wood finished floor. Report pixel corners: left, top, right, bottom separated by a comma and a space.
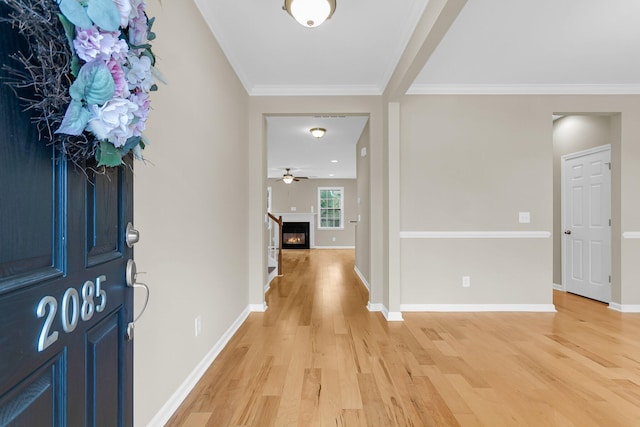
167, 249, 640, 426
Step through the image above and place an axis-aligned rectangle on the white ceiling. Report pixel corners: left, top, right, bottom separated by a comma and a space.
411, 0, 640, 94
194, 0, 428, 95
267, 116, 368, 179
195, 0, 640, 178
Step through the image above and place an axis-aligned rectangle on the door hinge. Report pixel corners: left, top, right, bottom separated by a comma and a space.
609, 275, 612, 283
607, 162, 611, 170
609, 219, 612, 226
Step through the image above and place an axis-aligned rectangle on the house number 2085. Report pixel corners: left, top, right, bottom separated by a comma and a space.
36, 275, 108, 352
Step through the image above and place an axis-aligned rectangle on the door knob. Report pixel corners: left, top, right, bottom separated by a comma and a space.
126, 259, 137, 286
564, 230, 572, 235
125, 222, 140, 247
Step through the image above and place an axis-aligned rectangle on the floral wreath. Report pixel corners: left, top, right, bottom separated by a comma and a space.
1, 0, 161, 168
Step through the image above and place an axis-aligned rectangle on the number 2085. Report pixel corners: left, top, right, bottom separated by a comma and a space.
36, 275, 108, 352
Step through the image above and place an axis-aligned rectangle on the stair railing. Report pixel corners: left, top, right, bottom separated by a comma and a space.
267, 213, 283, 276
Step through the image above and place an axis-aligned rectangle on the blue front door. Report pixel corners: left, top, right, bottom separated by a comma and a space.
0, 8, 134, 426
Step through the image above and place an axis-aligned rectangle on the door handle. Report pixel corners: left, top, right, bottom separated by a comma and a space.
125, 259, 150, 341
125, 222, 140, 248
564, 230, 572, 235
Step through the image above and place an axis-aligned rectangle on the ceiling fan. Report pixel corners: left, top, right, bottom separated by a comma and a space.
280, 168, 308, 184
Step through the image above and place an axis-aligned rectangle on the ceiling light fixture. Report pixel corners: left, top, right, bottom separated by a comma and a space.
283, 0, 336, 29
283, 175, 294, 184
331, 159, 338, 163
310, 127, 326, 138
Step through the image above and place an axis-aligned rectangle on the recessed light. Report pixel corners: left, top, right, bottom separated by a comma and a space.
331, 160, 338, 163
329, 174, 335, 177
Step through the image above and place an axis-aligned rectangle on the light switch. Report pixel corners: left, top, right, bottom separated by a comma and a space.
519, 212, 530, 223
361, 147, 367, 157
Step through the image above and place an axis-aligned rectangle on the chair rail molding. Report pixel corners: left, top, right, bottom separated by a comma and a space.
400, 231, 551, 239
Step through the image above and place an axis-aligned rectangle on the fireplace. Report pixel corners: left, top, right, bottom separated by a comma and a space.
282, 222, 310, 249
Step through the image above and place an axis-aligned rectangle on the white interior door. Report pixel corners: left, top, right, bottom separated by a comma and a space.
562, 146, 611, 302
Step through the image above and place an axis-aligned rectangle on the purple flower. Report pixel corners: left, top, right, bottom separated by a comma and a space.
129, 0, 146, 20
74, 27, 129, 63
107, 60, 127, 97
73, 27, 103, 62
128, 5, 148, 47
128, 91, 150, 136
87, 98, 139, 147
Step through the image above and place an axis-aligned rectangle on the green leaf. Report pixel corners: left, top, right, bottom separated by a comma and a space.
86, 0, 121, 31
70, 55, 81, 78
71, 62, 115, 105
58, 13, 75, 51
56, 99, 91, 135
118, 136, 141, 156
58, 0, 92, 29
96, 140, 123, 167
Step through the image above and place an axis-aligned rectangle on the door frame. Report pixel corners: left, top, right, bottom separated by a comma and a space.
560, 144, 611, 296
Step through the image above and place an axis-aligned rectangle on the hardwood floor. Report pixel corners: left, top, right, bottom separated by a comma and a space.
167, 249, 640, 426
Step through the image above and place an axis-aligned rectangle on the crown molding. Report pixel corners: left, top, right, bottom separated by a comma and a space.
406, 84, 640, 95
249, 84, 382, 97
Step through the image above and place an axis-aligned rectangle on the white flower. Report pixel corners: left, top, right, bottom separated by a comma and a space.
88, 98, 139, 147
124, 54, 154, 92
113, 0, 132, 28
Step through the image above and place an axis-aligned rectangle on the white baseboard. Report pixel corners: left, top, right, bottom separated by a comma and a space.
353, 265, 370, 292
367, 302, 383, 312
147, 306, 250, 427
386, 311, 404, 321
313, 246, 356, 249
609, 303, 640, 313
553, 283, 563, 291
400, 304, 557, 312
249, 303, 267, 312
367, 302, 404, 321
266, 269, 278, 292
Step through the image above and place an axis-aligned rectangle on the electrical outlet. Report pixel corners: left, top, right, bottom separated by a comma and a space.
291, 206, 297, 212
462, 276, 471, 287
518, 212, 530, 223
195, 315, 202, 337
332, 237, 336, 242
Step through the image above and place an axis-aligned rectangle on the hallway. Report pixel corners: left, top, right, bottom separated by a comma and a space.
168, 249, 640, 426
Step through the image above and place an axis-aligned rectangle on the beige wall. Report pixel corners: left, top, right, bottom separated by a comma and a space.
134, 1, 249, 425
552, 115, 613, 285
398, 94, 640, 307
356, 122, 371, 286
400, 95, 553, 305
269, 178, 357, 247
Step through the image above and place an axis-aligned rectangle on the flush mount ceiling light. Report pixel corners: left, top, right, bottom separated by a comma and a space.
283, 174, 294, 184
310, 127, 326, 138
283, 0, 336, 28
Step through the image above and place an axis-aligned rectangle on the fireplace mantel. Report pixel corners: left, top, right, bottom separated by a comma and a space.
272, 212, 315, 248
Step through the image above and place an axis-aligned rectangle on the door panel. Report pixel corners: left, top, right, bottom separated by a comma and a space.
0, 354, 65, 426
563, 147, 611, 302
0, 10, 133, 426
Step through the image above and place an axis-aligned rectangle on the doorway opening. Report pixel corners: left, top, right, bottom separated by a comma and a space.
264, 114, 370, 288
553, 113, 620, 304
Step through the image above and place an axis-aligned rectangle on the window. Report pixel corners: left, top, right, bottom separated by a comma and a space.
318, 187, 344, 229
